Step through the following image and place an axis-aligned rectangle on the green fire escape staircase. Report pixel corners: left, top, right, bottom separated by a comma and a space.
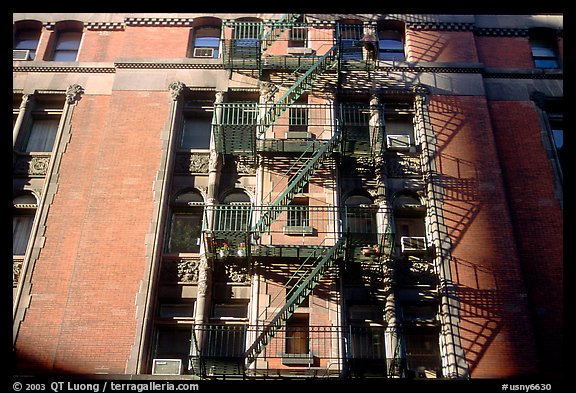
257, 43, 339, 138
252, 126, 341, 240
261, 13, 302, 52
245, 238, 344, 366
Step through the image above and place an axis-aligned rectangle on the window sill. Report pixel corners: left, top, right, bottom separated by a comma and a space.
283, 226, 314, 235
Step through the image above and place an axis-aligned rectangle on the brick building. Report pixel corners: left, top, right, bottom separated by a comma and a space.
12, 13, 563, 380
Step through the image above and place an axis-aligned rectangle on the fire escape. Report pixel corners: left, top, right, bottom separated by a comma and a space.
192, 15, 400, 378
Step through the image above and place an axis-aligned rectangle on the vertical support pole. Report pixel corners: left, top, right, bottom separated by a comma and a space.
13, 94, 31, 148
193, 90, 225, 359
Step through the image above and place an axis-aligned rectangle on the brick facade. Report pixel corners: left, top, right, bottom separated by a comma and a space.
13, 13, 562, 380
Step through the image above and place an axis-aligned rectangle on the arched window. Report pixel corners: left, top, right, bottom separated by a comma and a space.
190, 17, 222, 58
13, 193, 38, 256
337, 19, 363, 61
166, 189, 204, 254
219, 189, 252, 232
529, 27, 560, 69
13, 20, 42, 60
392, 192, 427, 253
50, 21, 83, 61
344, 194, 377, 243
377, 20, 405, 61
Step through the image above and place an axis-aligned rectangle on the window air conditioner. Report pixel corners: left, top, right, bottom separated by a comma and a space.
400, 236, 427, 253
193, 47, 215, 58
386, 134, 411, 151
13, 50, 31, 60
151, 359, 182, 375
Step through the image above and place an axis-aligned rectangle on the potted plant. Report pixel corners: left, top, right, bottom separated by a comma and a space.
237, 242, 246, 257
217, 242, 230, 258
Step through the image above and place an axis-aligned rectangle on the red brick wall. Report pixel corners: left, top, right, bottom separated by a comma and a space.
121, 26, 190, 58
488, 100, 563, 376
429, 95, 539, 377
406, 31, 479, 63
475, 36, 533, 68
15, 91, 169, 373
78, 30, 125, 62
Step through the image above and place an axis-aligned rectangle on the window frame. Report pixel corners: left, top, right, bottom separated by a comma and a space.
51, 30, 82, 61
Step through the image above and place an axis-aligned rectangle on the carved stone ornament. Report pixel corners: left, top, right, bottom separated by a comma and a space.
14, 154, 50, 177
224, 263, 251, 283
173, 153, 210, 174
66, 84, 84, 104
197, 255, 212, 296
177, 258, 201, 283
386, 156, 422, 178
169, 81, 185, 101
236, 156, 256, 175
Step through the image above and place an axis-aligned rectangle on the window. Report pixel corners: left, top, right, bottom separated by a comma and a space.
220, 190, 252, 232
385, 102, 416, 151
167, 190, 204, 254
529, 28, 560, 69
345, 195, 377, 244
378, 29, 405, 61
287, 197, 310, 228
288, 106, 308, 132
13, 194, 38, 256
544, 99, 564, 174
24, 117, 59, 152
192, 26, 220, 58
232, 21, 261, 57
153, 326, 191, 366
404, 331, 441, 378
52, 30, 82, 61
14, 27, 41, 60
180, 113, 212, 149
285, 314, 309, 355
338, 22, 363, 61
289, 26, 308, 48
212, 300, 248, 320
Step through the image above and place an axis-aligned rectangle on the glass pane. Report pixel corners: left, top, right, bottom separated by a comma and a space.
52, 50, 78, 61
195, 36, 219, 48
169, 213, 203, 253
13, 215, 34, 255
531, 46, 555, 57
15, 30, 40, 54
26, 118, 59, 152
181, 117, 211, 149
534, 58, 559, 69
379, 39, 404, 51
55, 32, 82, 50
552, 128, 563, 149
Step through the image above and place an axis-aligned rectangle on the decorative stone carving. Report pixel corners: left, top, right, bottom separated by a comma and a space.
236, 156, 256, 175
224, 263, 251, 284
13, 258, 23, 286
177, 258, 201, 283
169, 81, 185, 101
13, 154, 51, 177
197, 255, 211, 296
66, 84, 84, 104
386, 156, 422, 177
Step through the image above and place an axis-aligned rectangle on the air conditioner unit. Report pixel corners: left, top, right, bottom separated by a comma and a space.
386, 134, 411, 151
401, 236, 427, 253
13, 49, 31, 60
151, 359, 182, 375
193, 47, 215, 58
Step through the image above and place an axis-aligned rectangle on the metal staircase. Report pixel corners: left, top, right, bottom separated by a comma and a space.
252, 126, 341, 238
245, 238, 344, 365
258, 43, 339, 137
261, 13, 302, 52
